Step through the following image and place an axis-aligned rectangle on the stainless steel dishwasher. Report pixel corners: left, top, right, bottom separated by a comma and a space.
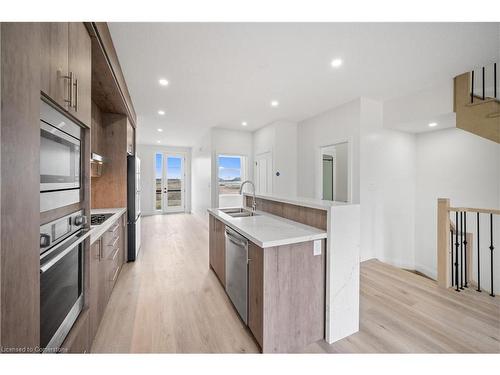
225, 227, 249, 324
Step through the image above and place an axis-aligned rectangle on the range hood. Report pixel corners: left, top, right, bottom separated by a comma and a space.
90, 153, 104, 177
91, 152, 104, 163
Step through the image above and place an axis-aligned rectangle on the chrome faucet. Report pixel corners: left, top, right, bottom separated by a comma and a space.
239, 180, 257, 211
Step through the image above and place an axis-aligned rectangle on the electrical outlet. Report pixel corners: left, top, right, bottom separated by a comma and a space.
313, 240, 321, 256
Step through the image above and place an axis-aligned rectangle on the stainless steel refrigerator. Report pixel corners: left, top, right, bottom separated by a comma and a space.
127, 155, 141, 261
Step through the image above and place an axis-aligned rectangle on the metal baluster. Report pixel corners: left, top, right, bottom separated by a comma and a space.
494, 63, 497, 99
460, 211, 464, 289
489, 214, 495, 297
477, 212, 481, 292
463, 211, 468, 288
471, 70, 475, 103
450, 229, 454, 286
455, 211, 460, 292
482, 66, 485, 100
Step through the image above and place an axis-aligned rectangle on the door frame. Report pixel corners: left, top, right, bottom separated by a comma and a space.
254, 151, 273, 195
162, 153, 186, 213
318, 139, 352, 203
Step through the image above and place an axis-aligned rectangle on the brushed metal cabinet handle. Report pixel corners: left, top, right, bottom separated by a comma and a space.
62, 71, 73, 108
74, 78, 79, 111
99, 238, 103, 260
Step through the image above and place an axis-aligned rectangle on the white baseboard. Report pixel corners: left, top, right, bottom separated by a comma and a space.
414, 264, 437, 280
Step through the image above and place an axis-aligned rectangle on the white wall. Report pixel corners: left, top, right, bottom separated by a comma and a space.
360, 98, 417, 265
383, 80, 455, 133
297, 98, 361, 203
191, 131, 212, 218
137, 144, 192, 216
211, 128, 253, 209
253, 120, 298, 196
296, 98, 416, 265
415, 128, 500, 290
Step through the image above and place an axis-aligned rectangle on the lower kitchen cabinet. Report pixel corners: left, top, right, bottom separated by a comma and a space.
89, 237, 108, 341
250, 240, 325, 353
248, 242, 264, 348
208, 214, 226, 286
88, 213, 127, 349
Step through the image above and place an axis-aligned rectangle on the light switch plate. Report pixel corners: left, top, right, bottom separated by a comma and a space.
313, 240, 321, 256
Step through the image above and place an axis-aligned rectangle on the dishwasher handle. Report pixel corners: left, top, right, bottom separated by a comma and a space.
225, 228, 248, 248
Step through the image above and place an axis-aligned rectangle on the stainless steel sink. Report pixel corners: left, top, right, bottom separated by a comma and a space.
220, 208, 259, 218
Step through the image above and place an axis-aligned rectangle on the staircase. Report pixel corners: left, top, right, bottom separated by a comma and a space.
437, 198, 499, 297
454, 62, 500, 143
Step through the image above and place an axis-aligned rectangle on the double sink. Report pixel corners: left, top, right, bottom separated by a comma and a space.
220, 208, 259, 218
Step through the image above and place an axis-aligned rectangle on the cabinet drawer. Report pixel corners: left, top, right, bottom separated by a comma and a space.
103, 221, 120, 242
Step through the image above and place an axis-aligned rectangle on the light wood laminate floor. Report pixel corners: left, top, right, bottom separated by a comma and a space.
91, 214, 500, 353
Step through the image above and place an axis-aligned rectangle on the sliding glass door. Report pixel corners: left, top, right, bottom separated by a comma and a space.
155, 153, 185, 213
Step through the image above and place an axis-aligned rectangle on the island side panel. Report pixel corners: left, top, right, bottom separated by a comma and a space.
262, 240, 325, 353
326, 204, 360, 343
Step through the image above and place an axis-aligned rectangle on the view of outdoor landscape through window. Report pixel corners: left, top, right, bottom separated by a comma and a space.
218, 155, 242, 194
155, 153, 162, 210
156, 154, 183, 210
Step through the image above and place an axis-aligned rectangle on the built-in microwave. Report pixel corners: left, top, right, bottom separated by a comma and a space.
40, 100, 82, 212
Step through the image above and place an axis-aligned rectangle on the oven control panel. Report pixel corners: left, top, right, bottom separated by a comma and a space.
40, 210, 86, 253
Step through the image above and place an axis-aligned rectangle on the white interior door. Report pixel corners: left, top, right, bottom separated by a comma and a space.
255, 152, 273, 194
163, 154, 185, 213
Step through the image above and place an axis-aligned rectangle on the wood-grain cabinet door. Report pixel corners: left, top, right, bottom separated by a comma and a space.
89, 238, 107, 341
248, 242, 263, 348
209, 215, 216, 269
68, 22, 91, 126
214, 218, 226, 286
40, 22, 69, 109
208, 215, 226, 286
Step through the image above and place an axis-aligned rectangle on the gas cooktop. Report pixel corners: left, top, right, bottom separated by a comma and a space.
90, 213, 114, 226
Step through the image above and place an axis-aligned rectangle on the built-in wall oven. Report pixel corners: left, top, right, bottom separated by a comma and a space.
40, 100, 82, 212
40, 210, 87, 352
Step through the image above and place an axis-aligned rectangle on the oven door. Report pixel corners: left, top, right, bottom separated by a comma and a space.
40, 120, 81, 192
40, 235, 83, 352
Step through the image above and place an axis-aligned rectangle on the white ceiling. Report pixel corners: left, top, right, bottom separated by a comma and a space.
108, 23, 500, 147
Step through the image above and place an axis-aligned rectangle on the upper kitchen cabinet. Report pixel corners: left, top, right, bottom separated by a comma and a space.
40, 22, 91, 127
68, 23, 92, 126
40, 23, 69, 109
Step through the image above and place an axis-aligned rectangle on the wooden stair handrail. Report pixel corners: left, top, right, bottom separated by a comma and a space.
449, 207, 500, 215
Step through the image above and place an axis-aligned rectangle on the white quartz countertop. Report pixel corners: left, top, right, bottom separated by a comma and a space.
243, 192, 349, 211
90, 207, 127, 244
207, 207, 327, 248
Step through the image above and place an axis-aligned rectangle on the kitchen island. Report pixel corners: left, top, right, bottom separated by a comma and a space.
244, 193, 361, 345
208, 207, 328, 353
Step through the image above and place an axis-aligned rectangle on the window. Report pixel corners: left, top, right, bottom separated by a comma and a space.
155, 153, 185, 213
166, 156, 182, 207
155, 153, 163, 210
218, 155, 243, 195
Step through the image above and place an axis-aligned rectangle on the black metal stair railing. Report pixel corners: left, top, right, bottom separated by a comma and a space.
470, 62, 498, 103
450, 208, 497, 297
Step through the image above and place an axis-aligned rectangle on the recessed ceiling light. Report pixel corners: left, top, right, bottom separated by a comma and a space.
159, 79, 169, 86
428, 122, 438, 128
241, 121, 248, 126
270, 100, 279, 107
157, 140, 161, 143
331, 58, 343, 68
157, 128, 163, 132
158, 110, 165, 115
